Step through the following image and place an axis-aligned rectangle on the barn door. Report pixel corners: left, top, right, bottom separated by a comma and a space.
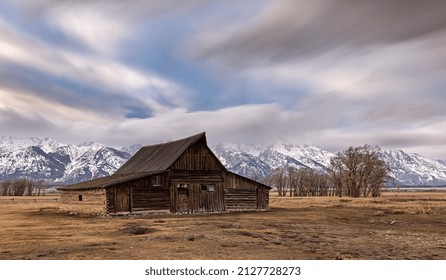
177, 187, 189, 213
115, 187, 130, 213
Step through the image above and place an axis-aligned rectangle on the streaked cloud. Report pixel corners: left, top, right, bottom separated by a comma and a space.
196, 0, 446, 66
1, 0, 446, 158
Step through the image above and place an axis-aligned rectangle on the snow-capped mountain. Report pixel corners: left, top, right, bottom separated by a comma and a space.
213, 143, 334, 179
120, 144, 143, 156
0, 136, 130, 184
379, 150, 446, 186
1, 136, 446, 186
212, 143, 446, 186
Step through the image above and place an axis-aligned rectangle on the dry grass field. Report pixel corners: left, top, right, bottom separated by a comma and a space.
0, 192, 445, 260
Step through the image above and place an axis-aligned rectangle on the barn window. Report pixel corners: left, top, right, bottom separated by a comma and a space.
78, 195, 83, 201
153, 175, 162, 187
201, 185, 215, 192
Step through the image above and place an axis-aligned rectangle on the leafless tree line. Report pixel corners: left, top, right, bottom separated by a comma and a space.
1, 178, 49, 196
265, 145, 392, 198
266, 166, 334, 197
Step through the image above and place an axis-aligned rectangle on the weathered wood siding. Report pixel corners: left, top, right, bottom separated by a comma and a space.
170, 183, 225, 213
225, 188, 257, 210
224, 173, 258, 190
169, 141, 225, 213
171, 171, 224, 184
105, 174, 170, 214
256, 187, 270, 209
224, 173, 270, 210
131, 175, 169, 212
115, 186, 131, 212
170, 139, 223, 171
59, 189, 106, 215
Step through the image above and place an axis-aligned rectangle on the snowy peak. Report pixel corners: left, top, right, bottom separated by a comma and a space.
263, 143, 334, 170
120, 144, 143, 156
213, 143, 272, 178
0, 137, 130, 183
0, 136, 41, 152
379, 150, 446, 186
213, 143, 335, 179
36, 137, 65, 154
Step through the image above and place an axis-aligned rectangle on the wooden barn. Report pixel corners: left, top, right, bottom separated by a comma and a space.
57, 132, 271, 215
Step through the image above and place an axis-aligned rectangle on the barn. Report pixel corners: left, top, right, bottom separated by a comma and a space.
57, 132, 271, 215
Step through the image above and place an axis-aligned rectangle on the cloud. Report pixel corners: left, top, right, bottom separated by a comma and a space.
0, 19, 168, 91
47, 5, 131, 54
18, 0, 211, 54
0, 87, 109, 123
0, 13, 190, 118
92, 103, 303, 146
196, 0, 446, 67
1, 0, 446, 160
184, 0, 446, 158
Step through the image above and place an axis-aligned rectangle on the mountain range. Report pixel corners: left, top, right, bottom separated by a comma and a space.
213, 143, 446, 187
1, 136, 446, 187
0, 136, 130, 184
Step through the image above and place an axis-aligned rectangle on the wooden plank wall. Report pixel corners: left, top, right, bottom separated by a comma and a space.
171, 140, 223, 171
225, 188, 257, 210
106, 187, 116, 213
224, 173, 259, 190
170, 183, 225, 213
224, 173, 270, 210
115, 186, 130, 212
131, 175, 170, 212
105, 174, 170, 214
170, 169, 225, 213
171, 171, 223, 184
132, 185, 169, 211
256, 187, 270, 209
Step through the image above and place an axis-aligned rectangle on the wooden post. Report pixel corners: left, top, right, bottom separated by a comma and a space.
114, 186, 117, 214
129, 187, 133, 213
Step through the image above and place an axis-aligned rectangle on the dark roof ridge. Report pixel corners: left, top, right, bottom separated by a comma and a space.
140, 132, 206, 148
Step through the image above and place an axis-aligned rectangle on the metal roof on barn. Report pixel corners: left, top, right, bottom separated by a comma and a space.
57, 171, 166, 190
114, 132, 217, 174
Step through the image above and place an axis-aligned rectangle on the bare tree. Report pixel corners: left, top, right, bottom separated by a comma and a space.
317, 172, 332, 196
327, 145, 391, 198
12, 178, 27, 196
26, 179, 34, 196
327, 156, 345, 197
286, 168, 333, 197
271, 167, 288, 196
287, 167, 298, 197
34, 180, 49, 196
1, 180, 12, 196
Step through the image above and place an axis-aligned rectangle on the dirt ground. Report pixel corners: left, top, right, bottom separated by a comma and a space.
0, 192, 445, 260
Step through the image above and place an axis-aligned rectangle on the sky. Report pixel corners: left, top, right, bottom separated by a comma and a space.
1, 0, 446, 158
